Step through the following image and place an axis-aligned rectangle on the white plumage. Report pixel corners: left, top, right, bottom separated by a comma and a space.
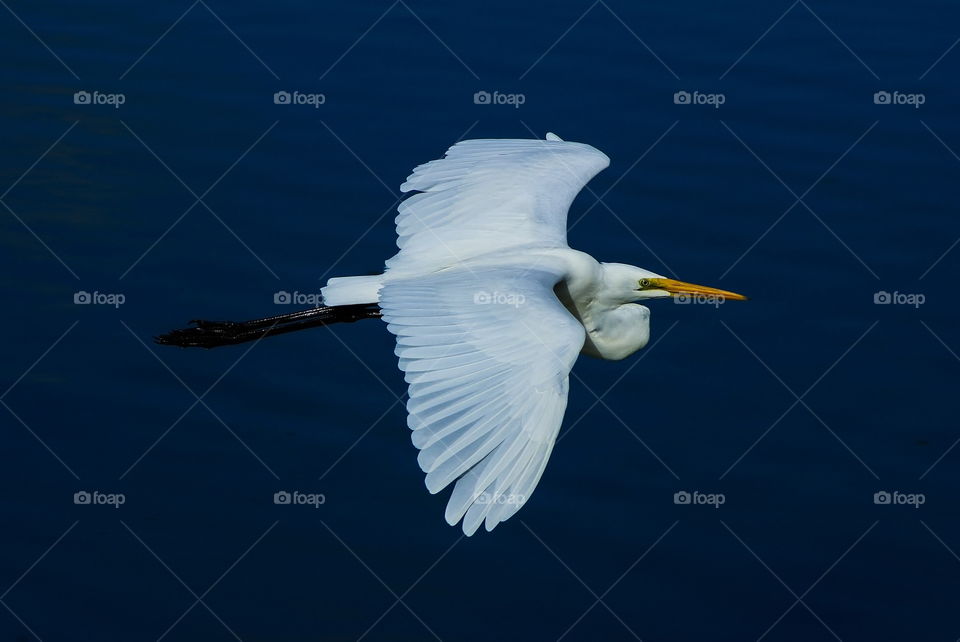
322, 133, 745, 535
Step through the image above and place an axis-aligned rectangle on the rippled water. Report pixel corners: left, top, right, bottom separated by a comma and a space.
2, 1, 960, 640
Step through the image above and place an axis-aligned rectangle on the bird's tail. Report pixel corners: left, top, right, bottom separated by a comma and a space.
321, 274, 384, 307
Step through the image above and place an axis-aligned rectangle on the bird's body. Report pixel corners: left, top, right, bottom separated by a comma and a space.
159, 133, 745, 536
326, 247, 656, 361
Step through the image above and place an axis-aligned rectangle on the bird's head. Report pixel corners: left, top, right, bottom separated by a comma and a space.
600, 263, 748, 304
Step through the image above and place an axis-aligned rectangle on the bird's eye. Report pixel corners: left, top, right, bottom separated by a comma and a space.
639, 279, 650, 288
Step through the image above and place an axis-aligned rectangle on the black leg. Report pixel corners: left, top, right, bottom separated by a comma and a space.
155, 304, 382, 349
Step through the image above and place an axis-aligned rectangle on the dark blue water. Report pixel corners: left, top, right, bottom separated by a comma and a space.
2, 1, 959, 640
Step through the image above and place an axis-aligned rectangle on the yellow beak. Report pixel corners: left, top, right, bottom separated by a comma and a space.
648, 278, 748, 301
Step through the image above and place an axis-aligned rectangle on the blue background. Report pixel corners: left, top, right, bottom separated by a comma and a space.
2, 1, 959, 640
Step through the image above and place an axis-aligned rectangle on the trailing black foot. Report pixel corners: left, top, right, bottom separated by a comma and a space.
155, 304, 381, 349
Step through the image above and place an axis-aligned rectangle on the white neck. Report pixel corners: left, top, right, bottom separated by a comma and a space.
578, 301, 651, 360
551, 252, 654, 361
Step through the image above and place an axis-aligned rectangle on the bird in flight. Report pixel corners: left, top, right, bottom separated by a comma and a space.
158, 133, 746, 535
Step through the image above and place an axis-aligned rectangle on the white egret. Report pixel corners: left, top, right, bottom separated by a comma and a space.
158, 133, 746, 535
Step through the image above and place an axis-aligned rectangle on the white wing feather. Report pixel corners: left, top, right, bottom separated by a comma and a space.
380, 262, 585, 535
322, 135, 608, 306
386, 135, 609, 274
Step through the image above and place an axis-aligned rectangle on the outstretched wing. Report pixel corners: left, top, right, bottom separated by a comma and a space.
379, 260, 585, 535
386, 134, 609, 274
